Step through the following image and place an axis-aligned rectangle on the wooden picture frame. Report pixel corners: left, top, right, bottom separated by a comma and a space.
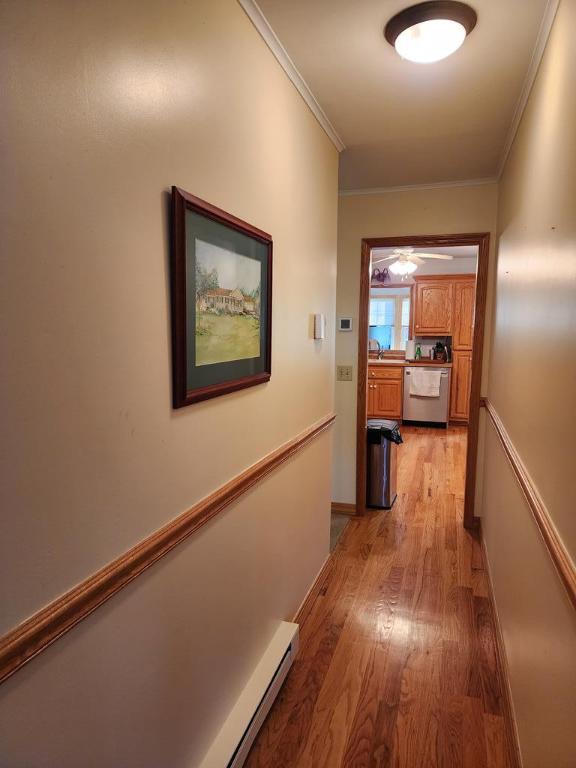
170, 187, 272, 408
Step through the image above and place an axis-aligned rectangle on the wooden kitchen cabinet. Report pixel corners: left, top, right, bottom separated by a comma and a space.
367, 365, 403, 419
409, 274, 476, 422
453, 278, 475, 350
450, 351, 472, 421
413, 279, 453, 335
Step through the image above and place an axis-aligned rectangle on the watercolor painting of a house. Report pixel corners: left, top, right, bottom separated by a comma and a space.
195, 239, 261, 366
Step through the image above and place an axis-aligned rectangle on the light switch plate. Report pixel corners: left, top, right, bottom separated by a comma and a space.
337, 365, 353, 382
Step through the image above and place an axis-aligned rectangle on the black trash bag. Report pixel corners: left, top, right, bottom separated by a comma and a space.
367, 419, 403, 445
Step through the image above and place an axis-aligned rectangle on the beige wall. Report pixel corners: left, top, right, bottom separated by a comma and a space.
333, 184, 498, 503
480, 1, 576, 765
0, 0, 337, 764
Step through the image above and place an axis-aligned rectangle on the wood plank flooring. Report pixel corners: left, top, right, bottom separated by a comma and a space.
245, 427, 517, 768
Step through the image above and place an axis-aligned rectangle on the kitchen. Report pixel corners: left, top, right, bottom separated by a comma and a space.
367, 245, 476, 426
358, 240, 482, 514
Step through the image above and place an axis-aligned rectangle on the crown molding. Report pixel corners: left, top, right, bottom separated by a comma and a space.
238, 0, 559, 181
237, 0, 345, 152
339, 177, 498, 197
497, 0, 560, 178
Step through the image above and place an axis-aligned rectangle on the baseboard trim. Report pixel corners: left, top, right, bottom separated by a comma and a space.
0, 413, 336, 685
331, 501, 357, 515
293, 554, 334, 627
480, 529, 524, 768
484, 399, 576, 611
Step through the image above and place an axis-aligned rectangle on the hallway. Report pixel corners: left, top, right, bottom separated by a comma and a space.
1, 0, 575, 764
246, 428, 517, 767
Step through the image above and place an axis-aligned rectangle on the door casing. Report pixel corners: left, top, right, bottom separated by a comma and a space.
356, 232, 490, 528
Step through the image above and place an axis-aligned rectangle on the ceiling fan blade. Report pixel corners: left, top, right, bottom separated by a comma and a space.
411, 255, 425, 265
416, 253, 454, 260
372, 255, 397, 264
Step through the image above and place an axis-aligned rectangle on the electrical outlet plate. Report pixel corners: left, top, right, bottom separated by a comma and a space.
336, 365, 353, 382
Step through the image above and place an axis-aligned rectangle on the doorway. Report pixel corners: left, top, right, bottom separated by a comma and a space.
356, 233, 490, 527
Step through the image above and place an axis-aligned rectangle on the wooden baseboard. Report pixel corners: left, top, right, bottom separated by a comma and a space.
294, 506, 356, 626
331, 501, 357, 516
0, 413, 336, 686
480, 527, 524, 768
293, 554, 334, 627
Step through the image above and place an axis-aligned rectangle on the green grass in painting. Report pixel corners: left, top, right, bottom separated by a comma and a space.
196, 312, 260, 366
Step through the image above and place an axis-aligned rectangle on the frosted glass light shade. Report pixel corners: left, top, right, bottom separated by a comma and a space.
395, 19, 466, 63
389, 260, 418, 276
384, 2, 477, 66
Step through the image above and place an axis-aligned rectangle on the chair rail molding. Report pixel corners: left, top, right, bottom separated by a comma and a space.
483, 399, 576, 610
0, 413, 336, 685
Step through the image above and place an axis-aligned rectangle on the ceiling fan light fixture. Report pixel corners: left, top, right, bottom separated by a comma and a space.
385, 1, 477, 64
389, 260, 418, 276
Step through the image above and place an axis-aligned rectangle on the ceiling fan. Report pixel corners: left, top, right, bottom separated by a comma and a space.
372, 247, 453, 277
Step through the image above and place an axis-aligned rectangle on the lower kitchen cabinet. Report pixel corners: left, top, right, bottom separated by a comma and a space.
450, 351, 472, 422
367, 365, 403, 419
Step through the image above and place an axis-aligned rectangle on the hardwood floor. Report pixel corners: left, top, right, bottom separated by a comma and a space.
245, 427, 517, 768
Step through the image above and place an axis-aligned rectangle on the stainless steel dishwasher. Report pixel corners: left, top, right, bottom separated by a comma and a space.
403, 367, 450, 426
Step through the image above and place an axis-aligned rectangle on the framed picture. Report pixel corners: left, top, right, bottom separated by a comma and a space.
170, 187, 272, 408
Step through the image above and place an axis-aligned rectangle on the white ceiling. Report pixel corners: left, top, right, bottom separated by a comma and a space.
255, 0, 550, 190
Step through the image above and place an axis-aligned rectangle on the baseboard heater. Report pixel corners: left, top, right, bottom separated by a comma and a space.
198, 621, 299, 768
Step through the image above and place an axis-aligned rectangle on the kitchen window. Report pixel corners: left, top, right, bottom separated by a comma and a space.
369, 294, 410, 350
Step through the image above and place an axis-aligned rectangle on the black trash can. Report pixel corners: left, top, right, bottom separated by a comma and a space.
366, 419, 402, 509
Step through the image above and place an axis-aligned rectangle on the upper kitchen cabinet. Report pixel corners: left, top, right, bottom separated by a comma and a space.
413, 278, 453, 335
452, 278, 476, 350
409, 273, 476, 424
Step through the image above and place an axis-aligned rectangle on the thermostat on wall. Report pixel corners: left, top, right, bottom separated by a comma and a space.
338, 317, 353, 331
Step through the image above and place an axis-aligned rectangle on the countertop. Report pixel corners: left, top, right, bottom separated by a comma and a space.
368, 359, 452, 368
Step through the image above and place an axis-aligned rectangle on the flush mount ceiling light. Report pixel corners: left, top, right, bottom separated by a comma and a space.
384, 1, 477, 64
